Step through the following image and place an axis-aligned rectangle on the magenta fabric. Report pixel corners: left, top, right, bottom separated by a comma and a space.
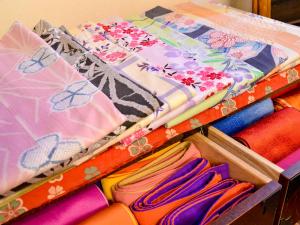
277, 148, 300, 170
14, 185, 108, 225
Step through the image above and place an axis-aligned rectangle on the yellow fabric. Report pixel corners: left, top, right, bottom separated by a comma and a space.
101, 142, 180, 200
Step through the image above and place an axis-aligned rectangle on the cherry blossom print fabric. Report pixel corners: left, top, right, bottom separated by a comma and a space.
0, 22, 126, 194
87, 20, 233, 101
128, 16, 264, 98
75, 24, 197, 113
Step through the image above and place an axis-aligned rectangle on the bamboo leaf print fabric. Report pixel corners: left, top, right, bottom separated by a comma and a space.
0, 22, 126, 194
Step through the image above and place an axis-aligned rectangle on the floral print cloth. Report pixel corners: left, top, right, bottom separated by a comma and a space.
165, 2, 300, 73
0, 22, 126, 194
146, 7, 289, 76
128, 16, 264, 97
88, 20, 233, 99
76, 25, 196, 112
73, 24, 198, 156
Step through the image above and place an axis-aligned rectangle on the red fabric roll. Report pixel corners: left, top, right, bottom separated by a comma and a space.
234, 108, 300, 163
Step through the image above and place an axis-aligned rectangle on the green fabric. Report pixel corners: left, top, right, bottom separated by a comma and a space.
166, 88, 228, 128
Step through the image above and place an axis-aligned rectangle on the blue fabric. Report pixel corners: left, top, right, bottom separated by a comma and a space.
212, 98, 274, 135
184, 25, 212, 38
245, 45, 276, 74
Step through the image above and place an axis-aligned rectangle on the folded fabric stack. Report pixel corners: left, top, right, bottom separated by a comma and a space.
14, 142, 255, 225
1, 1, 300, 224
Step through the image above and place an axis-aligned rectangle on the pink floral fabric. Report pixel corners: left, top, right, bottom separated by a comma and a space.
84, 21, 233, 99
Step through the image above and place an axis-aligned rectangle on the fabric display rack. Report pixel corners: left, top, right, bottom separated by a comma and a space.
1, 1, 300, 225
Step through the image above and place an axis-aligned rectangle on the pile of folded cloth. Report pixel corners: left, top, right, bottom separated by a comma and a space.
13, 142, 255, 225
1, 1, 300, 224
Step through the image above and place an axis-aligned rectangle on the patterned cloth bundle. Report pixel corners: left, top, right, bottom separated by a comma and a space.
1, 1, 300, 224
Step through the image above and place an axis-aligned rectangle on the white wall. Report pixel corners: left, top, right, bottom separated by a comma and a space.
0, 0, 252, 35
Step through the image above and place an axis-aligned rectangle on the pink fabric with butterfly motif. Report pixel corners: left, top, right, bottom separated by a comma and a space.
0, 22, 126, 194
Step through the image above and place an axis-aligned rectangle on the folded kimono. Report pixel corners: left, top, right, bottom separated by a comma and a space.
14, 185, 108, 225
89, 19, 237, 145
101, 142, 180, 201
121, 88, 227, 145
277, 148, 300, 170
128, 15, 263, 98
159, 180, 254, 225
146, 4, 299, 75
91, 20, 233, 99
0, 22, 126, 194
274, 87, 300, 111
79, 203, 138, 225
72, 25, 197, 155
130, 159, 229, 225
112, 142, 203, 205
234, 108, 300, 163
213, 98, 274, 135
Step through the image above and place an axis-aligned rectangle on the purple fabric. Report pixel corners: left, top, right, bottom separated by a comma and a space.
14, 185, 108, 225
159, 180, 255, 225
158, 179, 238, 225
131, 159, 229, 212
277, 148, 300, 169
200, 184, 255, 225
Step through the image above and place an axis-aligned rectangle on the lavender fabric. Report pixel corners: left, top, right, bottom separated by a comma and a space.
14, 185, 108, 225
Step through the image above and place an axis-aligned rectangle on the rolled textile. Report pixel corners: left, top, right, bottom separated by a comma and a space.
101, 142, 180, 201
159, 180, 254, 225
212, 98, 274, 135
112, 142, 202, 205
234, 108, 300, 163
79, 203, 138, 225
277, 148, 300, 170
130, 159, 229, 225
274, 88, 300, 111
14, 185, 108, 225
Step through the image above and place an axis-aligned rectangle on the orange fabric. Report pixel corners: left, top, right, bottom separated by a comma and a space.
234, 108, 300, 163
132, 174, 221, 225
202, 182, 254, 221
275, 88, 300, 111
112, 143, 201, 205
79, 203, 138, 225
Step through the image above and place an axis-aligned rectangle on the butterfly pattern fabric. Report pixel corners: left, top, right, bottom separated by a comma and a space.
18, 47, 58, 73
0, 22, 126, 194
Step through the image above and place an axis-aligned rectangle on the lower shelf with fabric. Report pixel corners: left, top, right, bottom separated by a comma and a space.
208, 127, 300, 225
185, 133, 281, 225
